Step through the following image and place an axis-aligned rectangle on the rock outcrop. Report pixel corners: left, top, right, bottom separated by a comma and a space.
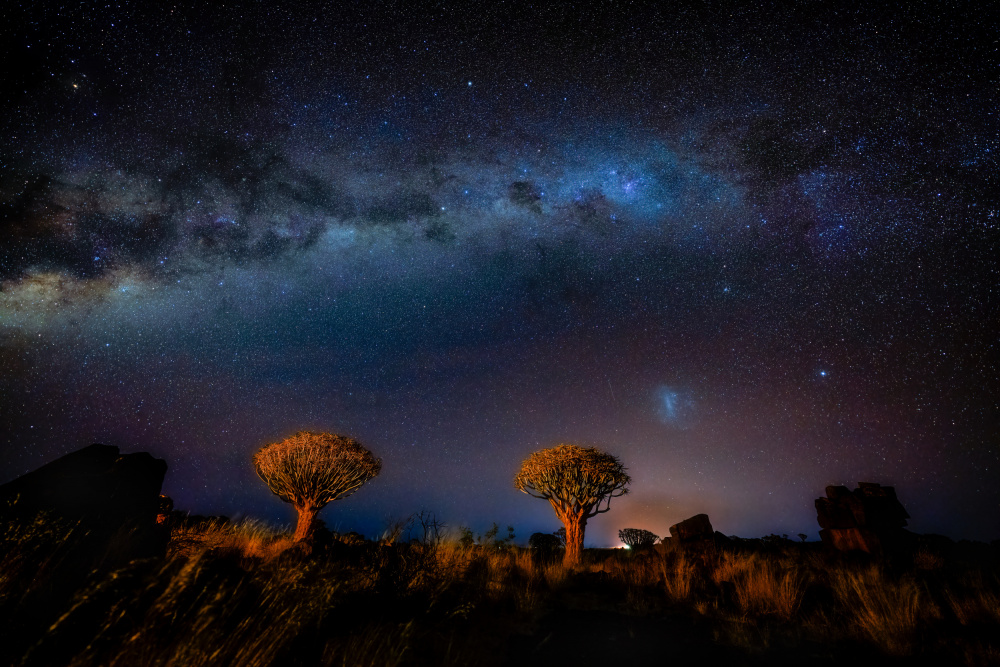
815, 482, 910, 553
0, 443, 169, 562
656, 513, 717, 553
669, 513, 715, 542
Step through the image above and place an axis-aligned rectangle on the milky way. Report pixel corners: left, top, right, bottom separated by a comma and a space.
1, 1, 997, 544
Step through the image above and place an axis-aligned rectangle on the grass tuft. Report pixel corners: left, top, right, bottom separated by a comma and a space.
830, 565, 936, 655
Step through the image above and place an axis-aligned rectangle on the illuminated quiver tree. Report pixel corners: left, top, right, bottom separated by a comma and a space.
252, 431, 382, 542
514, 444, 630, 567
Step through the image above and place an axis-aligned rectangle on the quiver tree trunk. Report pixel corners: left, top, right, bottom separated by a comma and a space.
559, 512, 587, 568
293, 505, 319, 542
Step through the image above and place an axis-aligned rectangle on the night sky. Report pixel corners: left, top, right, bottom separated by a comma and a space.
1, 1, 997, 545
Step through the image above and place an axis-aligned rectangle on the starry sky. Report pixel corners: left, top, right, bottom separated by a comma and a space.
1, 1, 997, 545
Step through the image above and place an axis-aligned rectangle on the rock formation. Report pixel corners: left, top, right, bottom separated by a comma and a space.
655, 514, 718, 554
815, 482, 910, 553
669, 513, 715, 542
0, 443, 169, 562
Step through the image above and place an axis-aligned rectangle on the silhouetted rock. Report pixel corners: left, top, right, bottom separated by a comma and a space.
669, 513, 714, 542
0, 443, 168, 562
815, 482, 909, 554
655, 515, 718, 554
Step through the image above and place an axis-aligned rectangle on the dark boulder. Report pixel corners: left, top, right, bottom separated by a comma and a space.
669, 513, 714, 542
0, 443, 168, 562
815, 482, 909, 554
656, 514, 717, 554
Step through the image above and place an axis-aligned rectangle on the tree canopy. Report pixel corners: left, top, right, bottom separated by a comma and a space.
252, 431, 381, 541
514, 443, 630, 518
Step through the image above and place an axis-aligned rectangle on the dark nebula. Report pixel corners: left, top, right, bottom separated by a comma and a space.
2, 1, 997, 544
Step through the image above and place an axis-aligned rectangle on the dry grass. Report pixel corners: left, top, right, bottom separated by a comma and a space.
830, 564, 937, 655
0, 512, 81, 594
3, 514, 999, 666
945, 572, 1000, 627
913, 548, 946, 571
713, 551, 807, 620
963, 642, 1000, 667
167, 518, 293, 561
594, 551, 660, 586
40, 550, 333, 666
661, 552, 699, 602
26, 531, 553, 667
581, 545, 998, 661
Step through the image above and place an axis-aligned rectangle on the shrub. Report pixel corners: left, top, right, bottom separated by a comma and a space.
618, 528, 659, 550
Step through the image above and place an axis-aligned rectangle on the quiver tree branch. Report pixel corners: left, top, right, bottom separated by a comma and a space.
514, 443, 630, 567
253, 431, 382, 542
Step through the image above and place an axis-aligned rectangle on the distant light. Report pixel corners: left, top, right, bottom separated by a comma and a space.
467, 81, 472, 86
819, 370, 828, 377
621, 544, 630, 549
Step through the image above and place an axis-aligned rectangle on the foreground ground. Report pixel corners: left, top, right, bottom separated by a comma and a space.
2, 516, 998, 666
